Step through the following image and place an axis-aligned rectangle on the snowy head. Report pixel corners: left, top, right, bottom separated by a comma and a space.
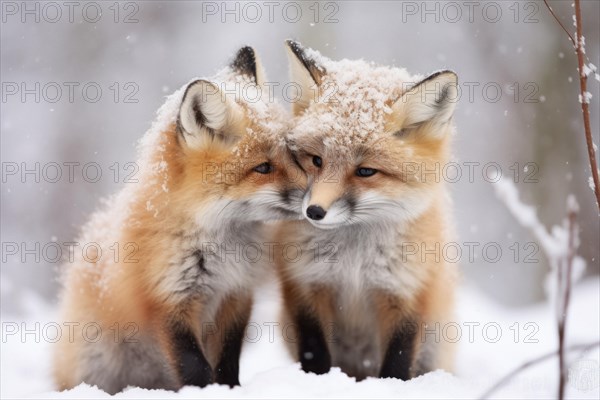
176, 47, 306, 225
285, 40, 459, 229
136, 47, 305, 227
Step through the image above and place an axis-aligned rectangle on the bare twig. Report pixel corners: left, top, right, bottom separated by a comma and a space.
544, 0, 600, 213
557, 205, 578, 399
479, 341, 600, 399
543, 0, 600, 211
542, 0, 576, 47
490, 190, 586, 399
573, 0, 600, 211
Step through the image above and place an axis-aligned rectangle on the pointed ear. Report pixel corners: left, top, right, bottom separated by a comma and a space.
229, 46, 265, 86
178, 79, 244, 149
392, 70, 458, 135
285, 39, 326, 115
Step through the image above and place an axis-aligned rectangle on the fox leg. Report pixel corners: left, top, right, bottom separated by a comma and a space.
374, 292, 419, 380
295, 309, 332, 374
210, 293, 253, 387
282, 284, 333, 375
162, 315, 213, 388
161, 302, 213, 387
379, 320, 419, 379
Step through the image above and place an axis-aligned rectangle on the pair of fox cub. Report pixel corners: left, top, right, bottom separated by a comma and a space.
54, 40, 459, 393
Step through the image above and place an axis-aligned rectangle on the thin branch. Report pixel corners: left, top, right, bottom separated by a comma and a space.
573, 0, 600, 211
557, 207, 577, 399
543, 0, 600, 211
542, 0, 576, 47
479, 341, 600, 399
487, 194, 585, 400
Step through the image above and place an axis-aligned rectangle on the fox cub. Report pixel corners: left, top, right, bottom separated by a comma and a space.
276, 40, 459, 380
53, 47, 303, 393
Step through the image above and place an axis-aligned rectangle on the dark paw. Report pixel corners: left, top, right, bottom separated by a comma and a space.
301, 352, 331, 375
215, 364, 240, 387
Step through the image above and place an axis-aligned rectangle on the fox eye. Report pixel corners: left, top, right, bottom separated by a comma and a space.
312, 156, 323, 168
356, 167, 377, 177
253, 162, 273, 174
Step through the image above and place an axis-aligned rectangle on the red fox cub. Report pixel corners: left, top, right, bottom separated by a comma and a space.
276, 40, 459, 380
53, 47, 304, 394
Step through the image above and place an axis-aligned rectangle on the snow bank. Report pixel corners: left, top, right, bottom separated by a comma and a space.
2, 277, 598, 399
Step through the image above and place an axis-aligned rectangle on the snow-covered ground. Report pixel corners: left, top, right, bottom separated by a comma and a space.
1, 277, 598, 399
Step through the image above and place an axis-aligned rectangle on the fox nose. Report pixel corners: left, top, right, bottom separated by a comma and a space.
306, 205, 326, 221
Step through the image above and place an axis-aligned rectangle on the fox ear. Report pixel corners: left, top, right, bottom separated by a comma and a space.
285, 39, 326, 115
230, 46, 265, 86
392, 71, 458, 135
178, 79, 243, 149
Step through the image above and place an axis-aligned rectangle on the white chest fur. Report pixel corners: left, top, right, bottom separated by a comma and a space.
158, 222, 269, 311
287, 223, 425, 304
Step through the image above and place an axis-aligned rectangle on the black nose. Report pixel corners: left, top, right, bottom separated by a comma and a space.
306, 205, 326, 221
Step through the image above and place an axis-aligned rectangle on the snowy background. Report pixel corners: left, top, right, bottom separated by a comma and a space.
1, 1, 599, 398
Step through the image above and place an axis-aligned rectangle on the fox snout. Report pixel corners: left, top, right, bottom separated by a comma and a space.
302, 178, 348, 225
306, 204, 326, 221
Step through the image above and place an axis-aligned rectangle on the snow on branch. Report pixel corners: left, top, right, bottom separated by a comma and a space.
492, 178, 584, 276
543, 0, 600, 211
491, 178, 586, 400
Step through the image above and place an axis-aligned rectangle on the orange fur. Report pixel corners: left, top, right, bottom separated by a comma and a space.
277, 41, 459, 380
54, 54, 304, 392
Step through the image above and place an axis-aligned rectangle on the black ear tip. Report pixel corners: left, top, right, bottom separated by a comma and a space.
231, 46, 257, 80
236, 46, 255, 58
232, 46, 256, 65
285, 39, 299, 48
286, 39, 307, 59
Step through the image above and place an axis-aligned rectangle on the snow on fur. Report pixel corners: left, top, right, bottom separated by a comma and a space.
66, 67, 287, 291
289, 48, 421, 152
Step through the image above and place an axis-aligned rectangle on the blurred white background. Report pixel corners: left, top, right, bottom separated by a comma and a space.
1, 0, 599, 313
